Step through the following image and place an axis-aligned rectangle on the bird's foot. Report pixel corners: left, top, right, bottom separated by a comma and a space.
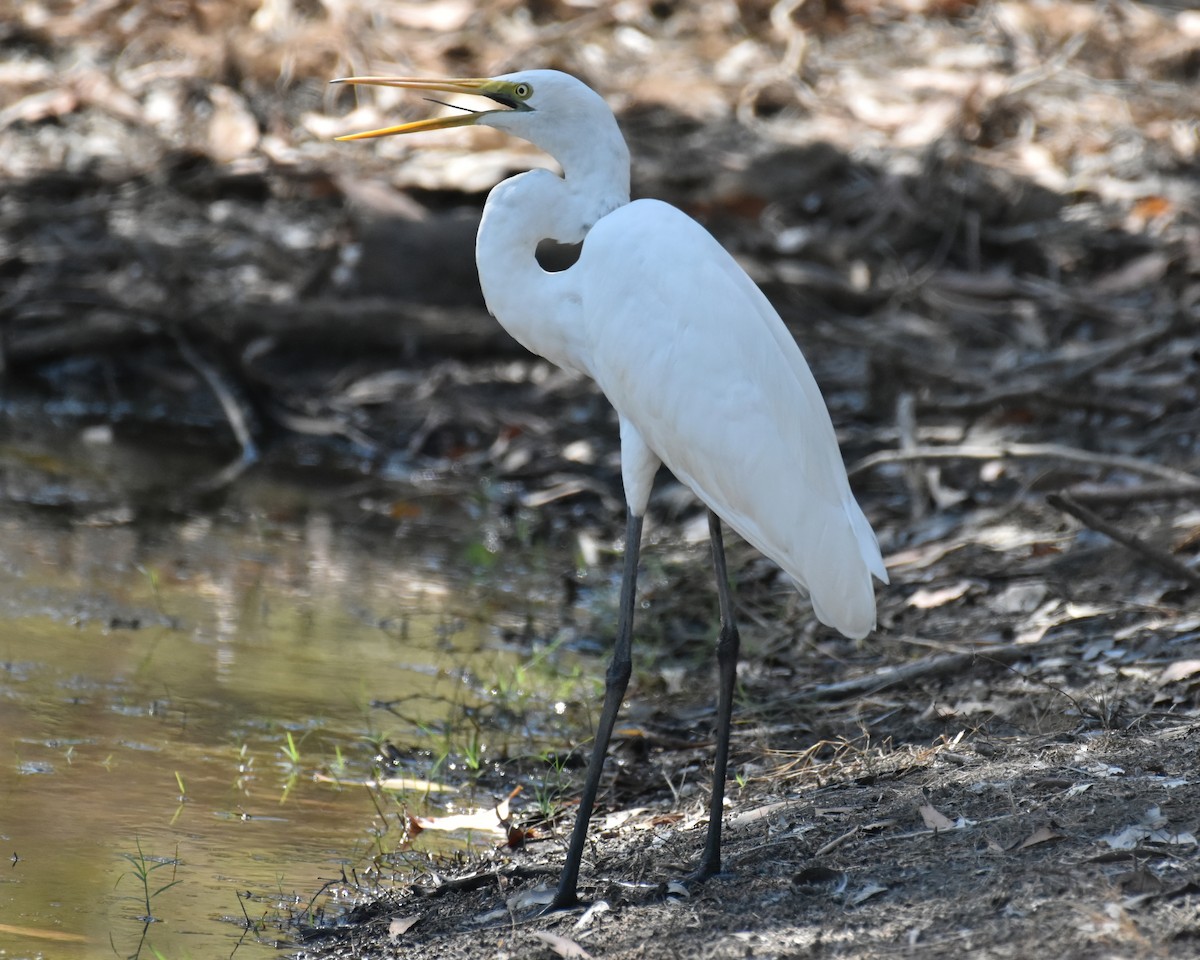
685, 858, 721, 886
671, 858, 732, 895
539, 887, 585, 915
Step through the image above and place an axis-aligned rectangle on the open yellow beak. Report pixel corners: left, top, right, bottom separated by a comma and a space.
331, 76, 522, 141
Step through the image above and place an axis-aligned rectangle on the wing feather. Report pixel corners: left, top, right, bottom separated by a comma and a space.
577, 199, 886, 639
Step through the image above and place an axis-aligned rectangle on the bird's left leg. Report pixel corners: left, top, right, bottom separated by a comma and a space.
689, 509, 741, 883
550, 507, 643, 910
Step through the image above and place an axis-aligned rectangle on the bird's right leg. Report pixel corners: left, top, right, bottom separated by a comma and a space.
688, 510, 740, 883
550, 507, 643, 910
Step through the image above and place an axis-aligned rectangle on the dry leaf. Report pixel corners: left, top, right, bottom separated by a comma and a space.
207, 85, 260, 163
1129, 195, 1172, 221
409, 807, 506, 838
1018, 825, 1064, 849
1102, 808, 1198, 850
0, 88, 78, 130
391, 0, 473, 31
919, 804, 956, 831
574, 900, 611, 931
908, 580, 972, 609
1093, 251, 1170, 295
313, 772, 457, 793
388, 915, 419, 939
991, 582, 1048, 615
507, 888, 556, 912
850, 881, 888, 906
1158, 660, 1200, 685
531, 931, 594, 959
728, 800, 792, 828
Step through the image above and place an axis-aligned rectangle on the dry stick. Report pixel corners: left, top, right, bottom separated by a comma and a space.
805, 637, 1076, 702
172, 332, 259, 491
1066, 483, 1200, 505
1047, 493, 1200, 589
896, 392, 928, 520
849, 442, 1200, 488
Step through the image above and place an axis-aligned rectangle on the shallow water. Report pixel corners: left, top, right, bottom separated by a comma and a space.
0, 457, 594, 958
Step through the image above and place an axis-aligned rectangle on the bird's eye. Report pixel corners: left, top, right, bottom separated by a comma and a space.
512, 82, 533, 100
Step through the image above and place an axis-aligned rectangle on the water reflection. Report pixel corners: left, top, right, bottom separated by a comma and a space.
0, 493, 589, 958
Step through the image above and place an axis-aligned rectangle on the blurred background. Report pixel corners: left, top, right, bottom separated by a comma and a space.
2, 0, 1196, 515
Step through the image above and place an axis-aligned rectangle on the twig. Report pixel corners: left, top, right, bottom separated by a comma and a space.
805, 636, 1077, 702
172, 331, 259, 491
896, 392, 928, 520
1047, 493, 1200, 588
410, 865, 555, 898
924, 386, 1163, 420
1065, 483, 1200, 505
849, 442, 1200, 487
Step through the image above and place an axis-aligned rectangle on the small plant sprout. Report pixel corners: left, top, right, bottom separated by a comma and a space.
463, 728, 485, 772
136, 563, 166, 616
281, 731, 303, 767
331, 743, 347, 777
115, 838, 181, 922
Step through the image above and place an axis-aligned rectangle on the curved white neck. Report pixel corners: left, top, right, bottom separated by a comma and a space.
475, 150, 630, 375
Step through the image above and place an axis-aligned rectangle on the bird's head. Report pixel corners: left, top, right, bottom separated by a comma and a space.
332, 69, 623, 168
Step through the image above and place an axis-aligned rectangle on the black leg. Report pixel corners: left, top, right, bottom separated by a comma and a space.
550, 508, 644, 909
689, 510, 741, 882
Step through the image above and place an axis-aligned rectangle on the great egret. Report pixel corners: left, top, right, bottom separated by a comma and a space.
333, 70, 888, 908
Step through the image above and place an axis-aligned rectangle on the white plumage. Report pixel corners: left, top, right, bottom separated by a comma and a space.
578, 198, 887, 638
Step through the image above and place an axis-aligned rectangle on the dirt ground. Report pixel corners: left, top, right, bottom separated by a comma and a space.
3, 1, 1199, 957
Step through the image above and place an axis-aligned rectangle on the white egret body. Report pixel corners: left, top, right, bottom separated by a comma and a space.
335, 69, 888, 907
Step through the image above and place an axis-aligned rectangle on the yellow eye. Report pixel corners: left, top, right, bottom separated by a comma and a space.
513, 82, 533, 100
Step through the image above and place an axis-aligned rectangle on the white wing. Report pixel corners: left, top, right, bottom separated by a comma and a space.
577, 199, 887, 639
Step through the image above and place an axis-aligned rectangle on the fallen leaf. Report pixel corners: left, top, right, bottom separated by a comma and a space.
1018, 825, 1064, 849
990, 581, 1048, 615
1130, 195, 1172, 220
390, 0, 474, 30
208, 84, 260, 162
507, 823, 535, 849
531, 931, 594, 959
919, 804, 956, 831
1102, 812, 1198, 850
409, 807, 506, 838
908, 580, 972, 609
1093, 251, 1170, 295
850, 881, 888, 906
0, 87, 79, 130
507, 888, 556, 912
574, 900, 611, 930
728, 800, 792, 827
312, 772, 457, 793
1158, 660, 1200, 685
388, 915, 419, 939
